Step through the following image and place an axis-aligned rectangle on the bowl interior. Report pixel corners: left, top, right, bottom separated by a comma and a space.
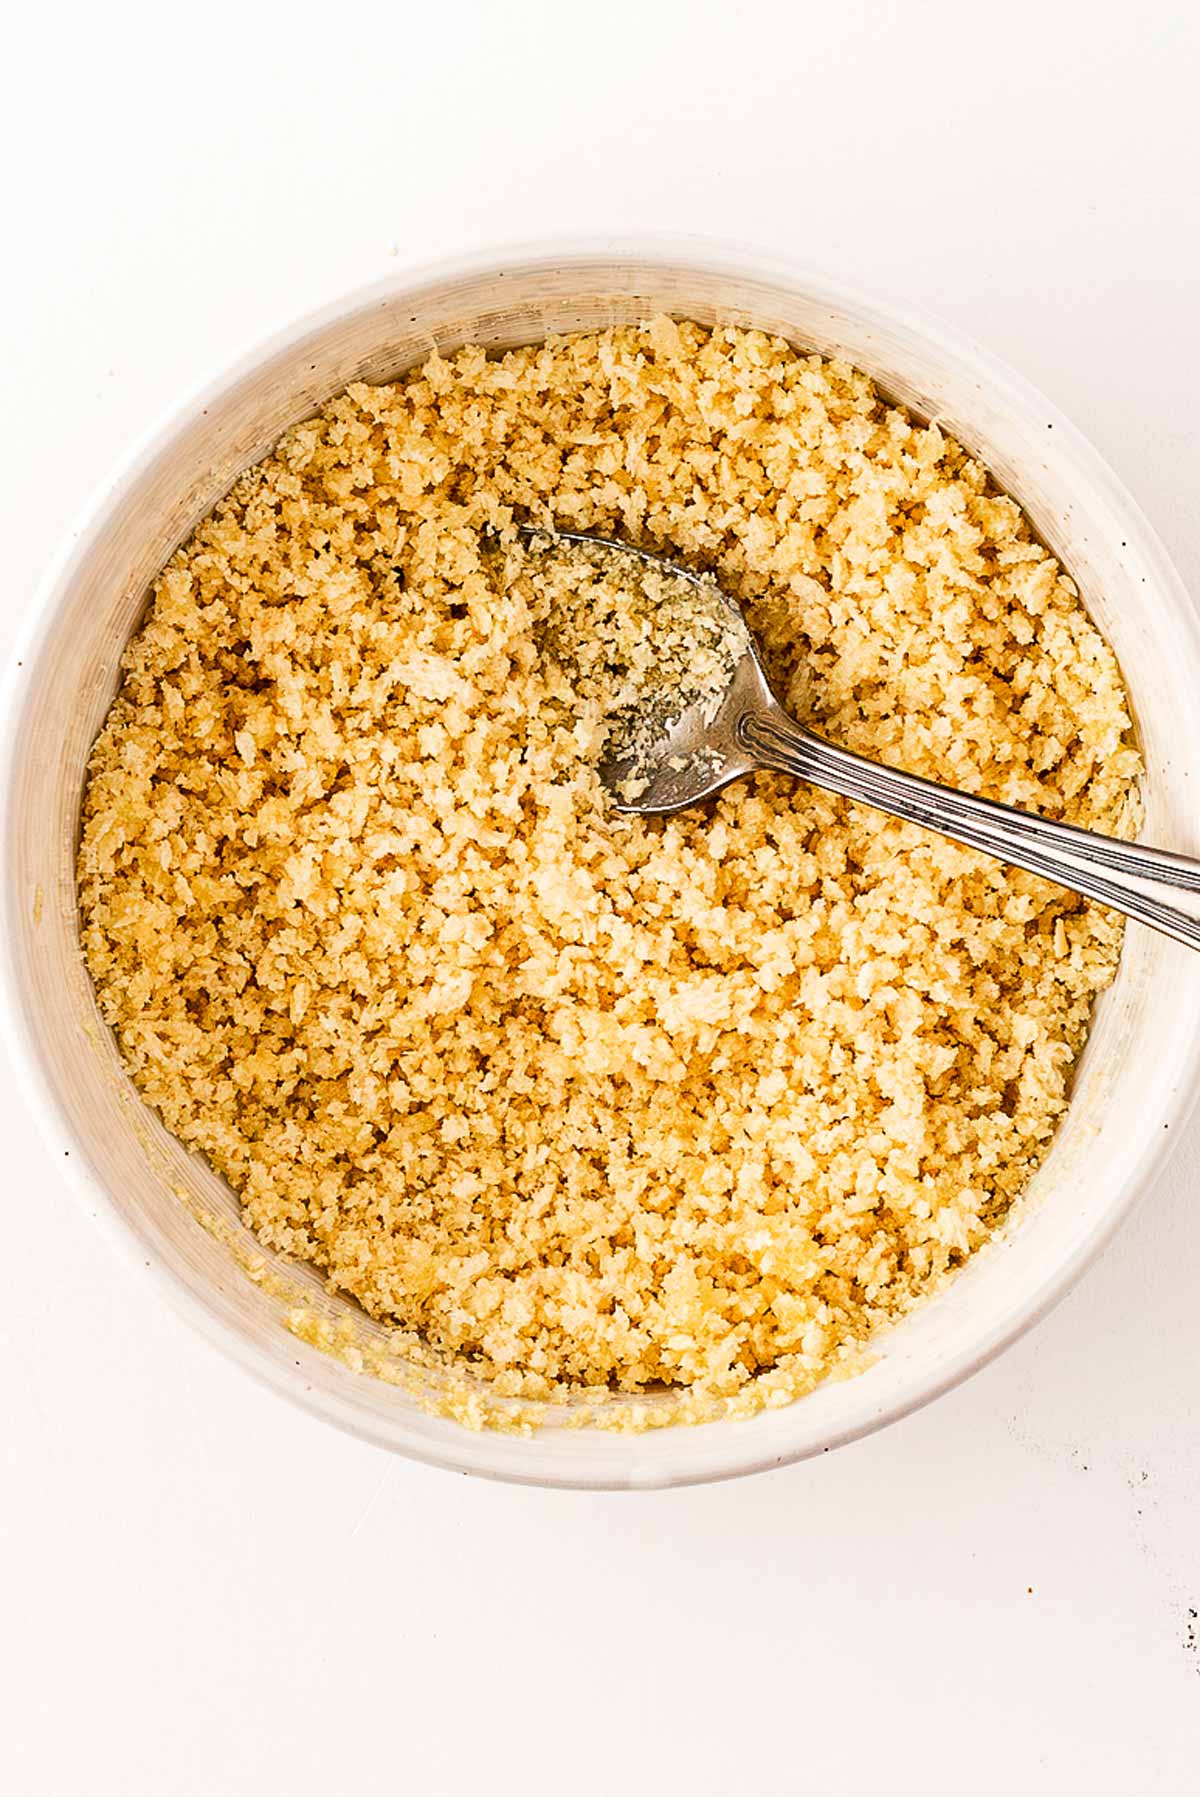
6, 252, 1200, 1486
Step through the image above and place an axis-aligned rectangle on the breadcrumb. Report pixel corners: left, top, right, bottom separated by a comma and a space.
77, 319, 1140, 1422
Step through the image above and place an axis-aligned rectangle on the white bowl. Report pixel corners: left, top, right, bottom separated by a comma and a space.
5, 243, 1200, 1488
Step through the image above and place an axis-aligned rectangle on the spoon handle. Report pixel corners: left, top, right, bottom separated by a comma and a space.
741, 706, 1200, 951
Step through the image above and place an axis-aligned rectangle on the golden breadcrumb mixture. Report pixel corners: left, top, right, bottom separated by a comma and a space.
78, 318, 1140, 1422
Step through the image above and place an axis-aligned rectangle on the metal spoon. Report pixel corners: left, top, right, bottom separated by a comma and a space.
522, 524, 1200, 953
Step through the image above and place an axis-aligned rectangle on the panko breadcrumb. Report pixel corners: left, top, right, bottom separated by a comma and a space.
77, 318, 1140, 1422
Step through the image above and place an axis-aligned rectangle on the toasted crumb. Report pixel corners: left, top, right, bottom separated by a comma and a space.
77, 318, 1140, 1424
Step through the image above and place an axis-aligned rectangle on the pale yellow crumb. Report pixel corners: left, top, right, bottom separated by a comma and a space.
77, 318, 1140, 1429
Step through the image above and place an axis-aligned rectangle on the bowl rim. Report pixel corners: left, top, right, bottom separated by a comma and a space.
5, 233, 1200, 1488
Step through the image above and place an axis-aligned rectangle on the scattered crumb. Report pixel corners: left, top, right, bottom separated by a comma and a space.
76, 318, 1140, 1426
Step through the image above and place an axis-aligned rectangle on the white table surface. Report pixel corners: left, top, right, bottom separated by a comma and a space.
3, 2, 1199, 1790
